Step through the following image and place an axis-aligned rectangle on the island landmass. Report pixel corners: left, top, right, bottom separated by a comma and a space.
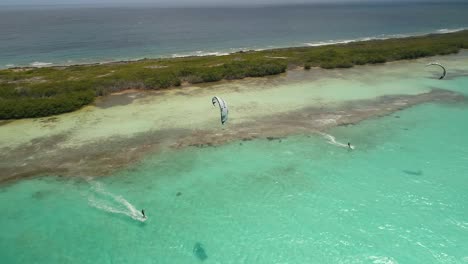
1, 30, 467, 120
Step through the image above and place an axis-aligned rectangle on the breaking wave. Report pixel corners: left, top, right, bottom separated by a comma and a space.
171, 50, 231, 58
304, 28, 467, 47
30, 61, 53, 67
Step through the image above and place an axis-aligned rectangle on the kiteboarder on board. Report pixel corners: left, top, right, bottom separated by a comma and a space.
141, 209, 146, 219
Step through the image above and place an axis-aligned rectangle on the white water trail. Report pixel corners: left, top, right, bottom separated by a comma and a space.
318, 132, 355, 149
86, 180, 147, 222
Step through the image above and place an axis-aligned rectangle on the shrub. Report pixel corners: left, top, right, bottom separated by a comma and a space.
144, 74, 180, 89
0, 90, 94, 119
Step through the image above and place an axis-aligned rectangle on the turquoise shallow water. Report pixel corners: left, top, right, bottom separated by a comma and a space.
1, 81, 468, 263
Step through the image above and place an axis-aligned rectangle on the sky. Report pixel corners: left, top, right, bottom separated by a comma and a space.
0, 0, 448, 7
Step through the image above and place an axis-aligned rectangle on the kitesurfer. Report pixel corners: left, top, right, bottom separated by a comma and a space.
348, 142, 352, 149
141, 209, 146, 218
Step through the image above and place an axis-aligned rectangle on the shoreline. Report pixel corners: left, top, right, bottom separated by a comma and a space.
3, 27, 468, 71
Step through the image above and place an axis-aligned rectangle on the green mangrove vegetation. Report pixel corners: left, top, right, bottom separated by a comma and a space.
1, 30, 468, 119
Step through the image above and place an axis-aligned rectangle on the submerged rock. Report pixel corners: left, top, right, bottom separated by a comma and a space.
402, 170, 423, 176
193, 242, 208, 261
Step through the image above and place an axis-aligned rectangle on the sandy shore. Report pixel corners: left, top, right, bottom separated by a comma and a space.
1, 52, 467, 183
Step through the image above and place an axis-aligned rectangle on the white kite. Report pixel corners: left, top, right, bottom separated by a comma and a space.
211, 96, 229, 125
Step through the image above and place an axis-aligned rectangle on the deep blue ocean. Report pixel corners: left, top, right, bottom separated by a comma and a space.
1, 2, 468, 68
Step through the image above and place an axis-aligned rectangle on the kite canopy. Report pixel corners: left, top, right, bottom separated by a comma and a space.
212, 96, 229, 125
426, 62, 446, 79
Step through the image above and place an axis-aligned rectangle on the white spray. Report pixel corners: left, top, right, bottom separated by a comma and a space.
86, 179, 147, 222
318, 132, 355, 149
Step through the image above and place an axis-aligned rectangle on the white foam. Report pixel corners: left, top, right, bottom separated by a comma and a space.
367, 255, 398, 264
5, 64, 15, 68
436, 28, 467, 34
304, 34, 407, 47
305, 39, 356, 47
87, 180, 147, 222
171, 50, 230, 58
30, 61, 53, 67
303, 28, 467, 48
319, 132, 354, 149
316, 118, 338, 125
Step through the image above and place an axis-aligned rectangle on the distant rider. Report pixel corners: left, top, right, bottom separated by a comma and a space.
141, 209, 146, 218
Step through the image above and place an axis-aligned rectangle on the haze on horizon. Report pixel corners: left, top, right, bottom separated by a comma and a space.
0, 0, 455, 7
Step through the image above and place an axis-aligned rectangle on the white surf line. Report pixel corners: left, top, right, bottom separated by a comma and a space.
87, 180, 147, 222
317, 132, 355, 149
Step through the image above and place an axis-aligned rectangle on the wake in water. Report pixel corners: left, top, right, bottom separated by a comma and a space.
318, 132, 355, 149
86, 180, 147, 222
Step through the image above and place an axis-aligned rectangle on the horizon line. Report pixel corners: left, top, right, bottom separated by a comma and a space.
1, 0, 467, 9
